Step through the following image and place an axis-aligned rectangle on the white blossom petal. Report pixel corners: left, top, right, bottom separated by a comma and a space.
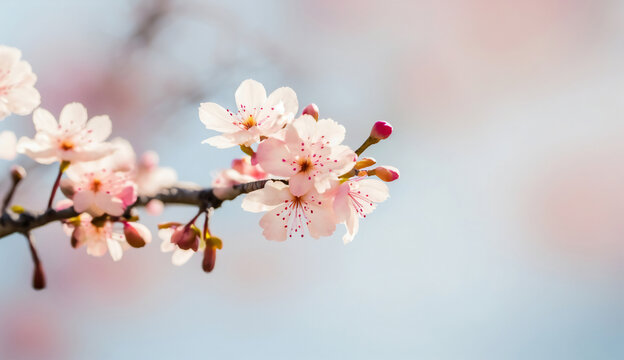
172, 248, 194, 266
199, 102, 241, 133
85, 115, 112, 142
0, 131, 17, 160
242, 181, 290, 212
107, 237, 123, 261
32, 108, 58, 133
235, 79, 267, 110
59, 102, 88, 129
73, 190, 95, 213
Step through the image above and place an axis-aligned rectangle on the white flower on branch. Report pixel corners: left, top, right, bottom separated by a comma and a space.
16, 102, 114, 164
0, 45, 40, 120
62, 211, 152, 262
199, 79, 298, 148
242, 180, 336, 241
332, 177, 389, 244
61, 157, 137, 217
159, 227, 196, 266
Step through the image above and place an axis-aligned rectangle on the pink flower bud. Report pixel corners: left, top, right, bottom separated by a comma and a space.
10, 165, 26, 183
140, 151, 159, 170
370, 121, 393, 140
70, 227, 81, 248
171, 226, 199, 251
145, 199, 165, 216
355, 157, 376, 170
302, 103, 319, 121
374, 166, 400, 182
32, 263, 45, 290
124, 222, 146, 248
202, 246, 217, 273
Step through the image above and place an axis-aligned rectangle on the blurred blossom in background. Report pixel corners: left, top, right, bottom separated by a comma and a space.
1, 0, 624, 359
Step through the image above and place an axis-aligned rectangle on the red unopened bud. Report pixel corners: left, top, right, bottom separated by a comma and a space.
70, 228, 80, 248
302, 103, 319, 121
202, 246, 217, 273
171, 225, 199, 251
370, 121, 393, 140
124, 222, 146, 248
32, 263, 46, 290
10, 165, 26, 183
354, 157, 376, 170
373, 166, 400, 182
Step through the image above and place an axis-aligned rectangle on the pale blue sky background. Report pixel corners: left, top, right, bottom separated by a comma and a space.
1, 1, 624, 359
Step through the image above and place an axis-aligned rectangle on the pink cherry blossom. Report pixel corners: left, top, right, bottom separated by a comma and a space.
0, 45, 41, 120
159, 227, 196, 266
63, 213, 151, 261
332, 177, 389, 244
255, 115, 357, 196
62, 159, 137, 217
199, 79, 298, 148
0, 130, 16, 160
135, 151, 177, 196
16, 102, 114, 164
242, 180, 336, 241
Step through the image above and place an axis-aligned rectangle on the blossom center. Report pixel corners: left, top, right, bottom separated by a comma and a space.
60, 139, 75, 151
298, 158, 313, 173
242, 115, 256, 129
90, 178, 102, 192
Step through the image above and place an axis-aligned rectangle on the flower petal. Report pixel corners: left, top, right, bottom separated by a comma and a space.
316, 118, 346, 146
6, 86, 40, 116
342, 211, 359, 244
255, 137, 295, 177
259, 206, 288, 241
202, 134, 237, 149
94, 192, 124, 216
289, 172, 314, 197
241, 181, 290, 212
235, 79, 267, 110
59, 102, 88, 129
85, 115, 112, 142
32, 108, 58, 133
306, 203, 337, 239
73, 190, 95, 214
107, 237, 123, 261
199, 102, 241, 133
172, 248, 194, 266
0, 131, 17, 160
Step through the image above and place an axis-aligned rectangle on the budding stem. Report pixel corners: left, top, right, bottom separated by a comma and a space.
354, 136, 379, 157
2, 173, 23, 215
47, 161, 70, 210
186, 207, 205, 228
25, 232, 45, 290
203, 211, 211, 239
239, 144, 255, 157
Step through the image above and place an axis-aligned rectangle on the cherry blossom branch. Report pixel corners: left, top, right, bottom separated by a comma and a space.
0, 179, 285, 239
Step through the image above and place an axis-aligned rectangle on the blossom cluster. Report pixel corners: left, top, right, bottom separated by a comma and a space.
201, 79, 399, 244
1, 43, 398, 285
